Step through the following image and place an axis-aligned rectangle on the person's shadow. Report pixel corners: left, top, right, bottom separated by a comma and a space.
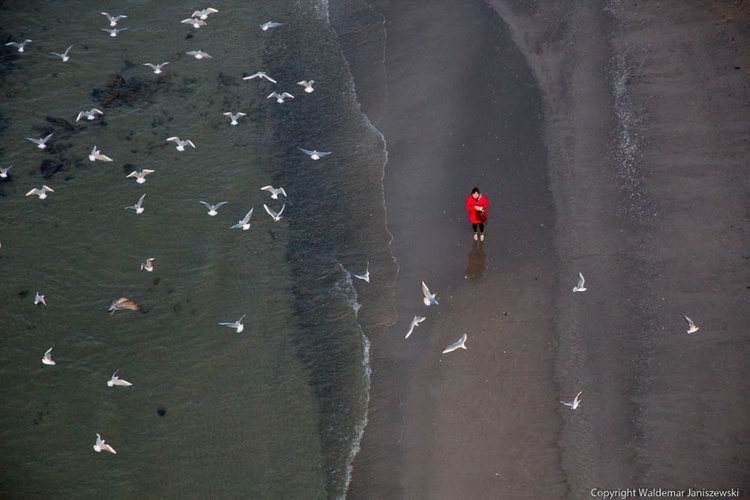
464, 240, 486, 282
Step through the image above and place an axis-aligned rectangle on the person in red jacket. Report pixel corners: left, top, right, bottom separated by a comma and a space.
465, 187, 489, 241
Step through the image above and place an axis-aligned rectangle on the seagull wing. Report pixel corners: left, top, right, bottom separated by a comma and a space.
241, 208, 254, 223
263, 203, 278, 218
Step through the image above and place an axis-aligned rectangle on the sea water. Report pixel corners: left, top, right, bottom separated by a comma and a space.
0, 1, 393, 498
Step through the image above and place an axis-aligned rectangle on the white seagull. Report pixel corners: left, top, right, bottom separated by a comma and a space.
263, 203, 285, 222
101, 12, 127, 27
93, 433, 117, 454
126, 169, 155, 184
0, 166, 12, 178
76, 108, 103, 122
298, 148, 331, 160
297, 80, 315, 93
353, 262, 370, 283
199, 200, 227, 216
267, 92, 294, 103
442, 334, 467, 354
421, 281, 439, 306
34, 292, 47, 306
42, 347, 55, 365
101, 27, 128, 37
219, 314, 246, 333
223, 112, 246, 125
6, 40, 32, 53
143, 62, 169, 74
560, 391, 582, 410
27, 133, 54, 150
260, 21, 284, 31
107, 370, 133, 387
192, 8, 219, 20
50, 45, 73, 62
260, 185, 287, 199
185, 50, 212, 59
572, 272, 587, 292
405, 315, 425, 339
181, 18, 207, 28
125, 193, 146, 214
166, 137, 195, 151
684, 315, 699, 334
89, 146, 113, 162
231, 208, 254, 230
140, 258, 155, 272
243, 71, 277, 83
26, 185, 54, 199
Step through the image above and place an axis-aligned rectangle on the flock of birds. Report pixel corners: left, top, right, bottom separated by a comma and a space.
555, 272, 701, 410
400, 269, 702, 412
5, 4, 708, 463
4, 5, 341, 457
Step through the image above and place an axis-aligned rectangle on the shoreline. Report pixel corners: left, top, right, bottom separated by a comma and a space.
343, 0, 750, 498
340, 0, 565, 497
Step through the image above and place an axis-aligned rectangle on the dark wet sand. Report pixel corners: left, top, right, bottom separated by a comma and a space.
341, 0, 750, 498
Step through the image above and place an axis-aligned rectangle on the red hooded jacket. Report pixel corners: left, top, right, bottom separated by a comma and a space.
465, 193, 489, 224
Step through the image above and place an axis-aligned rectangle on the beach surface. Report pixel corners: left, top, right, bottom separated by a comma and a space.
343, 0, 750, 498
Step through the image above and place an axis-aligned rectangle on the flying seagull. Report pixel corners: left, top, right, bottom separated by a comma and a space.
223, 112, 246, 125
42, 347, 55, 365
89, 145, 113, 162
34, 292, 47, 306
442, 334, 467, 354
126, 169, 154, 184
76, 108, 103, 122
143, 62, 169, 74
260, 185, 287, 199
560, 391, 582, 410
298, 148, 331, 160
26, 185, 54, 199
192, 8, 219, 20
181, 18, 207, 29
166, 137, 195, 151
101, 12, 127, 27
0, 166, 12, 178
267, 92, 294, 103
421, 281, 438, 306
125, 193, 146, 214
353, 262, 370, 283
50, 45, 73, 62
297, 80, 315, 93
186, 50, 212, 59
199, 200, 227, 216
101, 27, 128, 37
231, 208, 254, 230
93, 433, 117, 454
260, 21, 284, 31
219, 314, 246, 333
572, 272, 587, 292
263, 203, 285, 222
107, 370, 133, 387
140, 258, 155, 272
6, 39, 32, 52
108, 297, 142, 316
405, 315, 425, 339
243, 71, 276, 83
684, 315, 699, 334
27, 133, 54, 150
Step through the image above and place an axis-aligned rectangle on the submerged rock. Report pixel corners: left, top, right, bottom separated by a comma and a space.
40, 159, 68, 179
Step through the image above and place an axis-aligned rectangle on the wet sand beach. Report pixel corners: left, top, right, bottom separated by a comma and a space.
344, 0, 750, 498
